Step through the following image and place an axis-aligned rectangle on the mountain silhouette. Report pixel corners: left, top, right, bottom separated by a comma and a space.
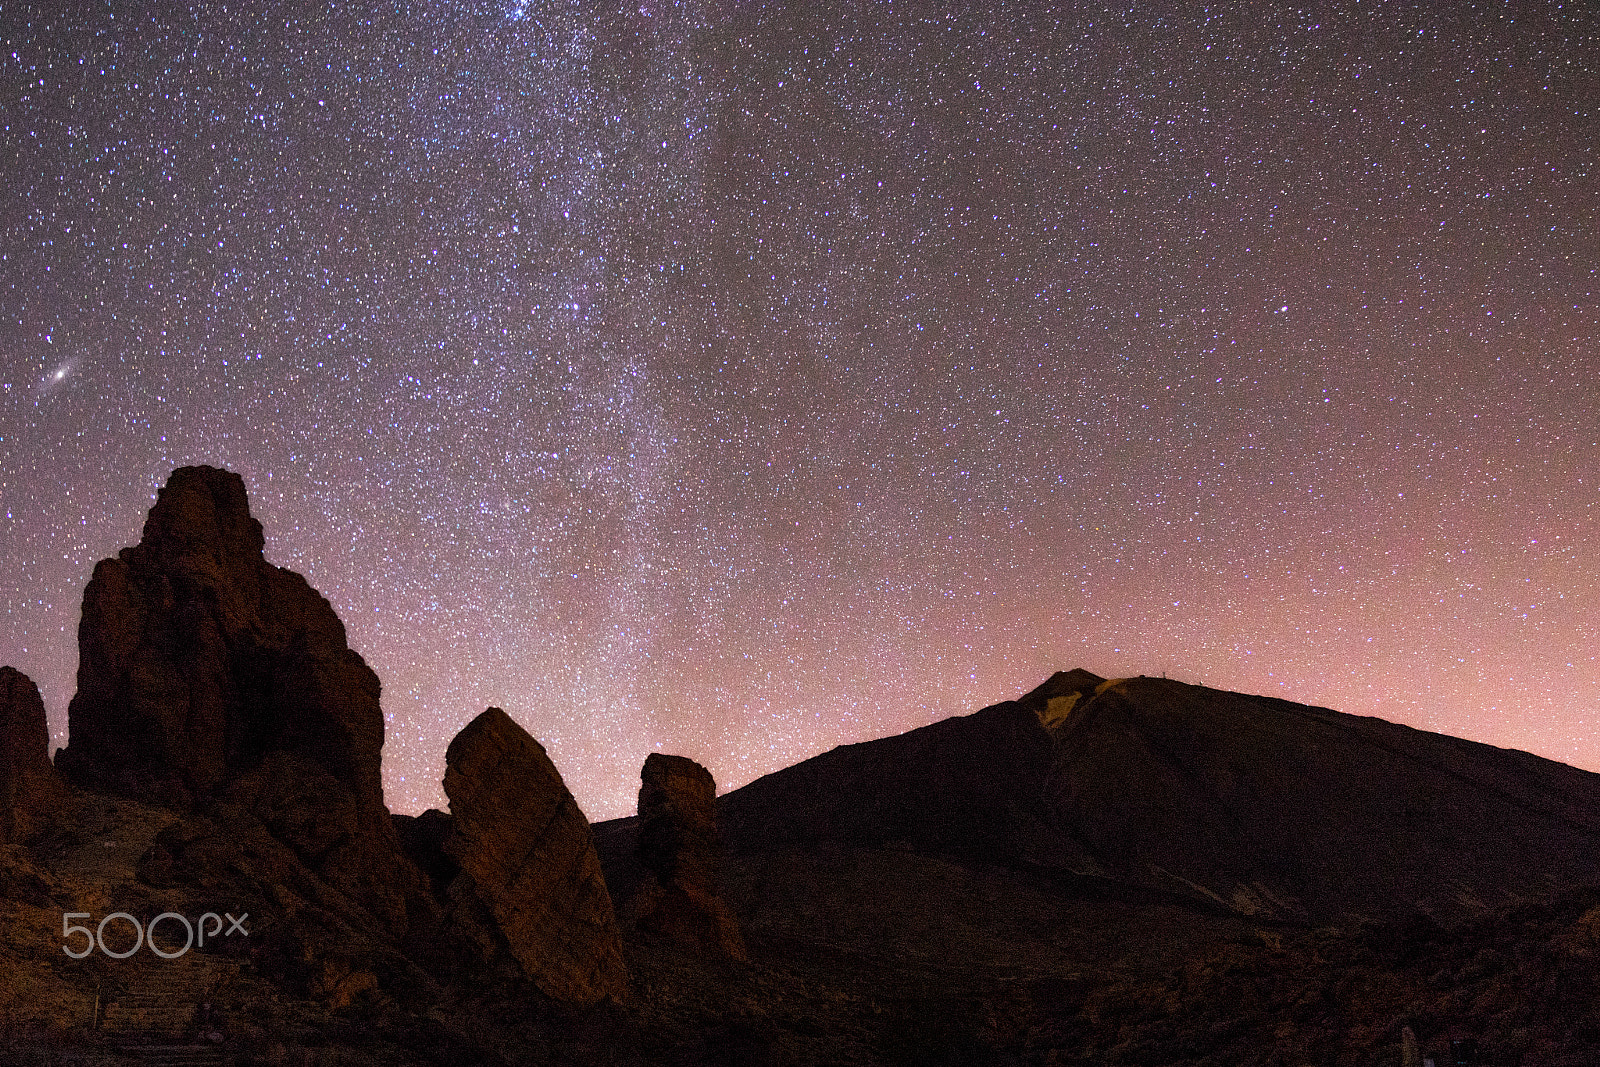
711, 669, 1600, 923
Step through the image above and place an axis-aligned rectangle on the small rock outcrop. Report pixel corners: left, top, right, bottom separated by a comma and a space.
56, 465, 426, 932
630, 753, 745, 960
0, 666, 61, 843
441, 707, 628, 1005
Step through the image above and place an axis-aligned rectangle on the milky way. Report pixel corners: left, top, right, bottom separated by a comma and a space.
2, 1, 1596, 819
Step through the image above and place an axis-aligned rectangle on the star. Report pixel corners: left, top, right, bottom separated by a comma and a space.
0, 0, 1593, 820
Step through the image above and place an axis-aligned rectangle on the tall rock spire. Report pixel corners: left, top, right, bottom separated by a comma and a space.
58, 465, 424, 932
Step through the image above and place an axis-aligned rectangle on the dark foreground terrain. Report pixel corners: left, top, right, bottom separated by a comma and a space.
6, 772, 1600, 1066
3, 467, 1599, 1065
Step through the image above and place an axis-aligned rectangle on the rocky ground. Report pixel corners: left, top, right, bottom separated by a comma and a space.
6, 811, 1600, 1066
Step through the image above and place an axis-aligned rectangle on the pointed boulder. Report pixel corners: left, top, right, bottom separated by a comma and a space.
442, 707, 628, 1004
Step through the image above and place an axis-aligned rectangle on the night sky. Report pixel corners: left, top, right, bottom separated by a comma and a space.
2, 1, 1595, 820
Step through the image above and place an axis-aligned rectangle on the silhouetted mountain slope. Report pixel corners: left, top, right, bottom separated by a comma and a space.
718, 688, 1061, 865
713, 669, 1600, 923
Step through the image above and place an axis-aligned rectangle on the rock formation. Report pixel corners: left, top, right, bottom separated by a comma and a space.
0, 666, 61, 844
629, 753, 745, 960
56, 465, 427, 932
441, 707, 628, 1005
394, 808, 460, 894
1401, 1025, 1422, 1067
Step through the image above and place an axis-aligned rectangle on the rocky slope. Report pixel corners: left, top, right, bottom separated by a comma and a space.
1040, 671, 1600, 923
439, 706, 629, 1005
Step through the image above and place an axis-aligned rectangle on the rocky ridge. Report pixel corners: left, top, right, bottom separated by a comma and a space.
6, 465, 1600, 1063
43, 468, 639, 1016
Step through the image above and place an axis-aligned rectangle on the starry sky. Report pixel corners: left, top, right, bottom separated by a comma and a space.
2, 1, 1596, 820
